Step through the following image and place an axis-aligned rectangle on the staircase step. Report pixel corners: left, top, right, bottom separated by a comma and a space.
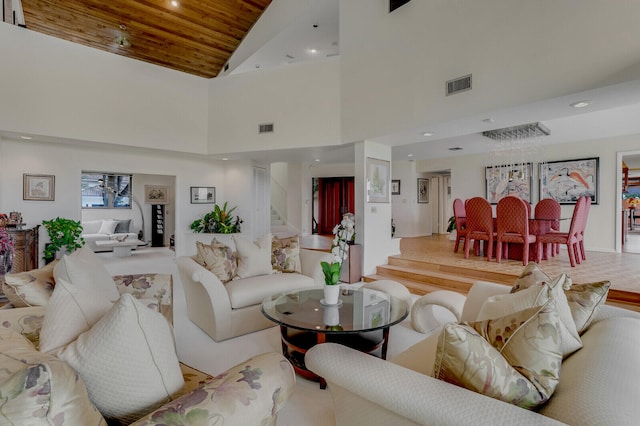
387, 255, 516, 284
373, 265, 477, 293
363, 274, 469, 296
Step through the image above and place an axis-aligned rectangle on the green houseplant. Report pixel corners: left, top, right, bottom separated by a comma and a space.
42, 217, 85, 261
189, 202, 242, 234
447, 216, 457, 233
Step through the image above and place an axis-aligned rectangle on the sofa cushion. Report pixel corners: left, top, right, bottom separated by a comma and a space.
82, 220, 103, 234
52, 294, 184, 424
0, 328, 105, 424
225, 272, 315, 309
434, 301, 562, 409
114, 219, 131, 233
234, 233, 273, 279
195, 239, 237, 283
39, 278, 113, 353
540, 317, 640, 424
565, 281, 610, 334
272, 235, 302, 273
98, 219, 118, 234
2, 260, 58, 307
0, 305, 45, 347
477, 275, 582, 357
54, 245, 120, 302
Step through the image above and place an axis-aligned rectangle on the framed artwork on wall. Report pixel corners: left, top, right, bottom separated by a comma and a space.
144, 185, 169, 204
190, 186, 216, 204
417, 178, 429, 203
391, 180, 401, 195
367, 157, 390, 203
23, 174, 55, 201
485, 163, 533, 204
540, 157, 599, 204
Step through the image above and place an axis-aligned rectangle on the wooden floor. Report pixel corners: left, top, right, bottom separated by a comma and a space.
302, 233, 640, 309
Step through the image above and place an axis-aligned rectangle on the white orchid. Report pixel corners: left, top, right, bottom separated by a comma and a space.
321, 213, 356, 285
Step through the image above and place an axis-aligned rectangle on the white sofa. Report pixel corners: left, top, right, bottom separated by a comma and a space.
306, 280, 640, 426
82, 219, 141, 252
177, 233, 334, 342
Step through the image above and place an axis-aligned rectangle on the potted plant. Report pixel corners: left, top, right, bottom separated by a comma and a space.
320, 213, 355, 304
189, 202, 242, 234
42, 217, 85, 262
0, 227, 14, 275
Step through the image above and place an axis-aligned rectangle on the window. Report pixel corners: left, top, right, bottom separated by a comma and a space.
81, 172, 132, 209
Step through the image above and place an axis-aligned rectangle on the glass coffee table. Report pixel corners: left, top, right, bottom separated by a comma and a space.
261, 287, 408, 388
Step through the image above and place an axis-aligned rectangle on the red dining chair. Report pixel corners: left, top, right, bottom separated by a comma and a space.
496, 196, 536, 266
534, 198, 561, 258
452, 198, 468, 253
463, 197, 495, 261
535, 196, 586, 267
576, 196, 591, 262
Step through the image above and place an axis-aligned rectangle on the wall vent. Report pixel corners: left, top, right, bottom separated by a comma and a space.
446, 74, 472, 96
259, 123, 274, 134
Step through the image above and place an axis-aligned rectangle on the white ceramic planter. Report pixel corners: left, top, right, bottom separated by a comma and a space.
322, 305, 340, 326
323, 284, 341, 305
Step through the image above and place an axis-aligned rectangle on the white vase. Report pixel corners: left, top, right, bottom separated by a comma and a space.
323, 284, 340, 305
322, 305, 340, 326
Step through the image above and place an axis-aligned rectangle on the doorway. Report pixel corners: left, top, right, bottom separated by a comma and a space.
312, 177, 355, 235
621, 152, 640, 254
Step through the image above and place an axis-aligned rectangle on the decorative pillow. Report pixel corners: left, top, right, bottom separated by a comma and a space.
53, 246, 120, 302
434, 301, 562, 409
0, 328, 106, 424
2, 260, 58, 307
511, 263, 572, 293
272, 235, 302, 273
565, 281, 611, 334
195, 239, 237, 283
233, 233, 273, 279
97, 219, 118, 235
114, 219, 131, 233
482, 274, 582, 357
39, 278, 113, 353
52, 294, 184, 424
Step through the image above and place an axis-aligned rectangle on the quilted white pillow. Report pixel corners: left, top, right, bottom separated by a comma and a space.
53, 246, 120, 302
233, 233, 273, 278
52, 294, 184, 423
39, 278, 113, 353
97, 219, 118, 235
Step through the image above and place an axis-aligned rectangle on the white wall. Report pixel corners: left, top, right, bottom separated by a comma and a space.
0, 138, 224, 259
0, 24, 208, 154
208, 59, 341, 154
339, 0, 640, 143
270, 162, 288, 221
417, 133, 640, 252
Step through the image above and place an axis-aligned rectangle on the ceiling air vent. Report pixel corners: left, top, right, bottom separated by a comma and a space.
259, 123, 274, 134
446, 74, 472, 96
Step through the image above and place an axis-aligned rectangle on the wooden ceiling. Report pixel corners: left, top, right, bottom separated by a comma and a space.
20, 0, 272, 78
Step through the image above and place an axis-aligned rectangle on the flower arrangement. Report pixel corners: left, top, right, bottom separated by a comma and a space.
320, 213, 355, 286
189, 202, 242, 234
0, 227, 14, 256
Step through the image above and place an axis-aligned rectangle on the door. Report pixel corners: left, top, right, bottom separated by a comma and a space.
316, 177, 355, 235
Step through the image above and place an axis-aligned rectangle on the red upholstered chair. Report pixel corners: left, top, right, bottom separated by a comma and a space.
576, 196, 591, 261
534, 198, 561, 258
452, 198, 468, 253
535, 196, 586, 267
496, 196, 536, 266
463, 197, 495, 261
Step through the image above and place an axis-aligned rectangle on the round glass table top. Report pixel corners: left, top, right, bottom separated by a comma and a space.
261, 287, 408, 333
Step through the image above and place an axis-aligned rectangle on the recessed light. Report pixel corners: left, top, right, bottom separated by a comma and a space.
448, 147, 463, 151
309, 49, 317, 54
407, 154, 414, 157
170, 0, 179, 6
482, 118, 495, 123
20, 136, 32, 140
570, 100, 591, 108
315, 158, 320, 162
255, 64, 261, 68
221, 157, 229, 161
422, 132, 433, 137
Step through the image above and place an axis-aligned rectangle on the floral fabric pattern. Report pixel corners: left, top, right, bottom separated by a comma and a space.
271, 235, 301, 273
194, 240, 238, 283
113, 273, 173, 324
2, 260, 58, 307
565, 281, 610, 334
0, 305, 45, 348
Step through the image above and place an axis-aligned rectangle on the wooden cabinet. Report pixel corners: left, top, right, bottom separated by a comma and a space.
6, 225, 40, 273
340, 243, 362, 284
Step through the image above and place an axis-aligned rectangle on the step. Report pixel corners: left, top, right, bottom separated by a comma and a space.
373, 264, 477, 293
363, 274, 469, 296
387, 255, 517, 284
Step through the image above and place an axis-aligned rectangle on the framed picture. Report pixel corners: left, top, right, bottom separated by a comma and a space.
540, 157, 599, 204
144, 185, 169, 204
485, 163, 533, 204
366, 157, 390, 203
190, 186, 216, 204
417, 178, 429, 203
23, 174, 55, 201
391, 180, 401, 195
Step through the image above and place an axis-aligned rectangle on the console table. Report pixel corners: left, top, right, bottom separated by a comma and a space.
5, 225, 39, 273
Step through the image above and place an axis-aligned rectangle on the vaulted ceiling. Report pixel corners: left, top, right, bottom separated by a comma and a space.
20, 0, 272, 78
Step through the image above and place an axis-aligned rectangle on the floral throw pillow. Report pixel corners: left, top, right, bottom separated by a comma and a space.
565, 281, 610, 334
195, 240, 237, 283
434, 301, 562, 409
2, 260, 58, 307
272, 235, 302, 273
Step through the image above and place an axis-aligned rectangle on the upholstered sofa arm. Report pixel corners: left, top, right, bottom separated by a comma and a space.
131, 352, 296, 426
306, 343, 563, 426
411, 290, 466, 333
113, 273, 173, 324
300, 249, 334, 286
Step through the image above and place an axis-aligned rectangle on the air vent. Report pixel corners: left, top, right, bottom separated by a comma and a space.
259, 123, 274, 134
446, 74, 472, 96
